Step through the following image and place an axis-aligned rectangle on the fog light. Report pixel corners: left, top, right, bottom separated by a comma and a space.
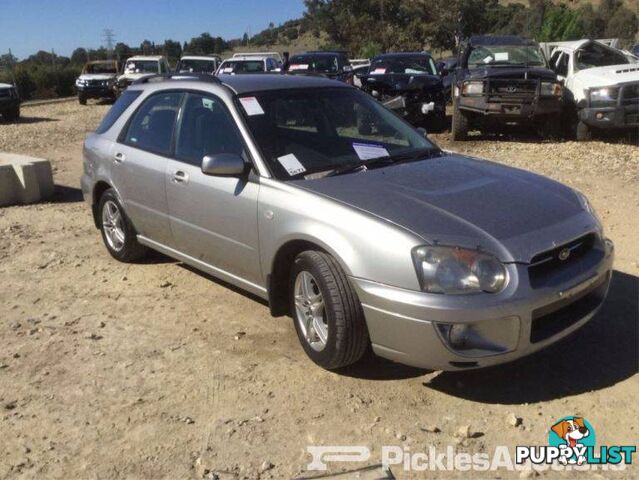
596, 112, 604, 119
448, 324, 470, 349
435, 316, 521, 357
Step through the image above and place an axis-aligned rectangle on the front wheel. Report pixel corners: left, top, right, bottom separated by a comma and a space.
3, 106, 20, 122
78, 93, 87, 105
575, 119, 592, 141
289, 251, 369, 370
98, 189, 147, 262
451, 101, 470, 140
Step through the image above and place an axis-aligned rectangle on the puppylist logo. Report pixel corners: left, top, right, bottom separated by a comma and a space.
516, 416, 636, 468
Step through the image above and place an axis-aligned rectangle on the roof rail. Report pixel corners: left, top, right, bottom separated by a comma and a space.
132, 73, 222, 85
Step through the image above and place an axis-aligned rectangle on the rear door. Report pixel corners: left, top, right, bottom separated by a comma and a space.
165, 92, 262, 285
113, 91, 183, 246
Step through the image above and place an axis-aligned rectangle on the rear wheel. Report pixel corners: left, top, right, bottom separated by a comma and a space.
289, 251, 369, 370
451, 100, 470, 140
98, 189, 147, 262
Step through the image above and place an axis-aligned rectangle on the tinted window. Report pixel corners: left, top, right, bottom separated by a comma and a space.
175, 93, 245, 166
95, 90, 142, 134
289, 55, 339, 74
124, 92, 182, 156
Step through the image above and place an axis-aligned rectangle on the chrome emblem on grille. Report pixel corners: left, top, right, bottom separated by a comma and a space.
558, 248, 571, 261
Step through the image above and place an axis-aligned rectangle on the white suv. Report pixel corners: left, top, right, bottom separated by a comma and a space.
176, 55, 221, 75
217, 54, 280, 75
116, 56, 170, 95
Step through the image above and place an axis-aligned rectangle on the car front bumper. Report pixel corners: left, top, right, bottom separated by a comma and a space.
350, 238, 614, 371
77, 85, 115, 99
0, 96, 20, 113
580, 104, 639, 129
459, 95, 562, 120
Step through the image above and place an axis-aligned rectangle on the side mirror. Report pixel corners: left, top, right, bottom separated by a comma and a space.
201, 153, 246, 176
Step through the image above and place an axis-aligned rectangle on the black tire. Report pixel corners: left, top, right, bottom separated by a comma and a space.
4, 106, 20, 122
575, 119, 592, 142
289, 251, 369, 370
451, 100, 469, 141
536, 116, 562, 141
78, 94, 87, 105
97, 188, 147, 262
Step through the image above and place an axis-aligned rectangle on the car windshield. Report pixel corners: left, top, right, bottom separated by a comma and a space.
85, 63, 117, 74
574, 43, 629, 71
177, 59, 217, 73
468, 45, 546, 67
124, 60, 159, 74
239, 87, 438, 180
370, 56, 437, 75
288, 55, 339, 74
219, 60, 265, 74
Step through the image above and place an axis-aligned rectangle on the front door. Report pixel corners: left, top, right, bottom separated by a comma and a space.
165, 92, 262, 286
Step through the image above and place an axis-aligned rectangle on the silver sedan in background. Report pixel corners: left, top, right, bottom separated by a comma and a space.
81, 73, 614, 371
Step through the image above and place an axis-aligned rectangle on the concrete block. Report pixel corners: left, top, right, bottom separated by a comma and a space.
0, 153, 54, 207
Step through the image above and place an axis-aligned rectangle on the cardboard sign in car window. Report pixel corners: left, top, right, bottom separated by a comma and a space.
372, 68, 387, 74
353, 143, 390, 160
289, 64, 309, 71
239, 96, 265, 116
494, 52, 509, 61
277, 154, 306, 176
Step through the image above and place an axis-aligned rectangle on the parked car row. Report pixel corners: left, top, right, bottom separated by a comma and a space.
73, 36, 638, 141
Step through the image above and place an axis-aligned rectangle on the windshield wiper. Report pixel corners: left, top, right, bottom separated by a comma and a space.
320, 147, 441, 178
324, 155, 395, 177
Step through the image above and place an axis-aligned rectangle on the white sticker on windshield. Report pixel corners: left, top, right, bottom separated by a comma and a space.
494, 52, 509, 61
372, 68, 387, 74
277, 154, 306, 176
352, 143, 390, 160
221, 67, 234, 74
289, 64, 309, 71
483, 56, 493, 64
239, 96, 264, 116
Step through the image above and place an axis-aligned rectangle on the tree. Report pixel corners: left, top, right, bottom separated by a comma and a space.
162, 39, 182, 61
605, 6, 639, 43
71, 48, 88, 64
114, 42, 133, 61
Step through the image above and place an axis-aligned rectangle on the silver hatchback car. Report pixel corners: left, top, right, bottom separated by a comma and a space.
81, 73, 614, 371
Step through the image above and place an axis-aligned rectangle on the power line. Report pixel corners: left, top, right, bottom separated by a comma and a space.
102, 28, 115, 58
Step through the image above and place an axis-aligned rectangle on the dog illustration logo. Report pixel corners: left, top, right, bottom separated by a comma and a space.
549, 416, 596, 465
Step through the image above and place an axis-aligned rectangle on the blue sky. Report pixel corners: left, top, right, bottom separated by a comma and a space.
0, 0, 307, 59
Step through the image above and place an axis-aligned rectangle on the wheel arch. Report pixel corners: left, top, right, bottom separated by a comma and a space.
91, 180, 113, 228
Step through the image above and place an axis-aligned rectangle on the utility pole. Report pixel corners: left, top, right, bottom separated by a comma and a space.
103, 28, 115, 59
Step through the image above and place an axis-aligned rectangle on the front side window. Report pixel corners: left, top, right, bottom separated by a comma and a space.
123, 92, 182, 156
370, 56, 437, 75
467, 45, 546, 67
239, 88, 436, 180
96, 90, 142, 134
175, 93, 245, 166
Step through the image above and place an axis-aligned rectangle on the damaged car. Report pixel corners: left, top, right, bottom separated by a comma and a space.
451, 36, 563, 140
115, 56, 170, 96
286, 51, 354, 84
358, 52, 446, 130
544, 39, 639, 140
75, 60, 119, 105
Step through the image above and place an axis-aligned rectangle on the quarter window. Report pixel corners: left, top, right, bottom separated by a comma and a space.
123, 92, 182, 156
175, 93, 245, 166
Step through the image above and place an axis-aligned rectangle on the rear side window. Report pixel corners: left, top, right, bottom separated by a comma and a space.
123, 92, 182, 156
95, 90, 142, 134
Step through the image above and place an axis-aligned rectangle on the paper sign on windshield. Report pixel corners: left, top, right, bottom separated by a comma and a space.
494, 52, 509, 61
277, 154, 306, 176
289, 64, 309, 71
353, 143, 390, 160
221, 67, 234, 74
239, 96, 264, 116
372, 68, 387, 74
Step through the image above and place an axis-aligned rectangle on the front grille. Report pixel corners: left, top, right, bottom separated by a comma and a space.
528, 233, 599, 288
530, 273, 608, 343
488, 79, 538, 102
620, 83, 639, 106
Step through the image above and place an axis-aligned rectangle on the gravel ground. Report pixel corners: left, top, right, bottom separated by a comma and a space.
0, 101, 637, 480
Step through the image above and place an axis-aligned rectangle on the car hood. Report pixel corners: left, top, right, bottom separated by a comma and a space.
466, 66, 557, 81
78, 73, 117, 81
573, 64, 639, 88
361, 73, 442, 93
118, 72, 154, 81
292, 154, 597, 263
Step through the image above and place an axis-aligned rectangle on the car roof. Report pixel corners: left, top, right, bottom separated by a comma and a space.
469, 35, 537, 47
223, 56, 268, 62
180, 55, 220, 61
291, 52, 344, 58
373, 52, 432, 59
127, 55, 165, 61
220, 73, 349, 94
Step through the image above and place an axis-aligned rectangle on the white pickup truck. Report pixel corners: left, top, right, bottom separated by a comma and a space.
542, 39, 639, 140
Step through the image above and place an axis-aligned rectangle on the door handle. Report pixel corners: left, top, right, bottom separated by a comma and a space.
172, 170, 189, 184
114, 152, 125, 163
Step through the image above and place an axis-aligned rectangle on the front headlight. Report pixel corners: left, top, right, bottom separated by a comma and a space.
412, 246, 508, 294
76, 78, 87, 86
461, 81, 484, 96
589, 87, 618, 106
540, 81, 562, 96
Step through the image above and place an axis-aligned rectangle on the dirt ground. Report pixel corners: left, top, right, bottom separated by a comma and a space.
0, 100, 637, 480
